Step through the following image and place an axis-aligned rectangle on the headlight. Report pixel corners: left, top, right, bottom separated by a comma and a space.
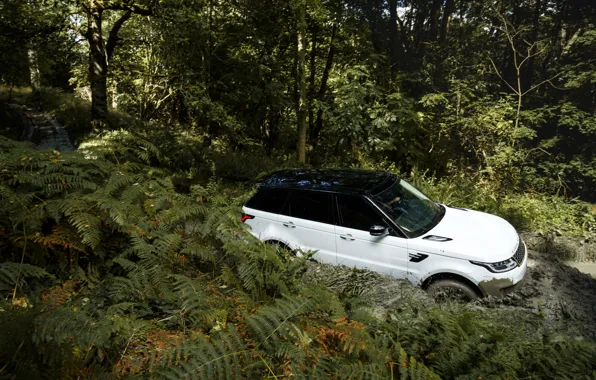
470, 258, 517, 273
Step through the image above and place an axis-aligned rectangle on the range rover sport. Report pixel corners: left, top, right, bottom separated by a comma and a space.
242, 169, 527, 300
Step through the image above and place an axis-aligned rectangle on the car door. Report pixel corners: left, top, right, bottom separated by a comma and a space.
334, 194, 409, 278
277, 190, 337, 265
243, 188, 289, 239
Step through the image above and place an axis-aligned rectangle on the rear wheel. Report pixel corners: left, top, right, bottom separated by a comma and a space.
266, 241, 296, 261
426, 279, 479, 302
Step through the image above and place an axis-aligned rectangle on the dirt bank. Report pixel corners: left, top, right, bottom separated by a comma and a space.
302, 250, 596, 340
522, 231, 596, 262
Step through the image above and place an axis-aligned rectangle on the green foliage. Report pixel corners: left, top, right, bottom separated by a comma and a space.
1, 134, 595, 378
327, 66, 427, 167
0, 134, 313, 377
3, 0, 596, 375
0, 263, 50, 292
347, 300, 596, 380
408, 171, 596, 244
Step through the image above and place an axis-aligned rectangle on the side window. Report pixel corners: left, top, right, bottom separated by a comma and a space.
282, 191, 332, 224
245, 188, 289, 214
337, 195, 386, 231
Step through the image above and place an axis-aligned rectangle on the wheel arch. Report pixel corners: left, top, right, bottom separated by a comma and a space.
264, 239, 292, 251
421, 272, 485, 297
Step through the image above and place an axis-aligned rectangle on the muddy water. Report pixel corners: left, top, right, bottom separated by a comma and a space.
302, 250, 596, 340
476, 252, 596, 339
567, 262, 596, 278
8, 103, 74, 152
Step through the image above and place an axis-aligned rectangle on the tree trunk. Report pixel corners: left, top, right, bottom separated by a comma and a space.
312, 23, 337, 149
368, 0, 383, 54
296, 2, 308, 163
28, 48, 41, 92
88, 8, 108, 126
525, 0, 542, 90
308, 26, 317, 134
439, 0, 455, 45
412, 1, 430, 58
388, 0, 400, 72
428, 0, 442, 41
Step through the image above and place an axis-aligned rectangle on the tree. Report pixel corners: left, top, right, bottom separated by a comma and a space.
488, 13, 561, 132
295, 0, 308, 163
81, 0, 154, 126
439, 0, 454, 45
27, 49, 41, 91
0, 0, 65, 90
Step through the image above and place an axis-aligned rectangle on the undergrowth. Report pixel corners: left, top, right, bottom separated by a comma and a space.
0, 134, 595, 379
4, 85, 593, 245
353, 160, 596, 245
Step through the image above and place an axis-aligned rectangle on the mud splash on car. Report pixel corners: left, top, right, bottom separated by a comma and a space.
301, 250, 596, 340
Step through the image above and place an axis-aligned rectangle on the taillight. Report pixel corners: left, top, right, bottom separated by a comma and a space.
241, 214, 255, 223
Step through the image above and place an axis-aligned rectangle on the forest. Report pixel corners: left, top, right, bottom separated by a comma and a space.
1, 0, 596, 378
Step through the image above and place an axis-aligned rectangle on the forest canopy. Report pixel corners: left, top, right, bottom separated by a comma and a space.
1, 0, 595, 200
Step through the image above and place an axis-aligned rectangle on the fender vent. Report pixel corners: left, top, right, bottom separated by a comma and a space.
409, 253, 429, 263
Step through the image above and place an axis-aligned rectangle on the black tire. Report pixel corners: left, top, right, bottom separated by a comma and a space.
426, 279, 479, 302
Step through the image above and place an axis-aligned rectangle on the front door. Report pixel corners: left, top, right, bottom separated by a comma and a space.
277, 190, 337, 265
334, 195, 409, 278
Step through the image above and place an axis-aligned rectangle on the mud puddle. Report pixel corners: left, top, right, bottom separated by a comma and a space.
302, 250, 596, 340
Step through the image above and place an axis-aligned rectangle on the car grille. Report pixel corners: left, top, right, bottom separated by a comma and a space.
512, 235, 525, 265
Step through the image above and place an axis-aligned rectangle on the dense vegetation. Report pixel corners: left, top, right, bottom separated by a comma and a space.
1, 0, 596, 378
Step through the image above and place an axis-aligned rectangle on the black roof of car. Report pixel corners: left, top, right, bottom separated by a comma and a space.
255, 168, 397, 195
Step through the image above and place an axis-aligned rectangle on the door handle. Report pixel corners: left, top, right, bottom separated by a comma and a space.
340, 234, 355, 241
283, 221, 296, 228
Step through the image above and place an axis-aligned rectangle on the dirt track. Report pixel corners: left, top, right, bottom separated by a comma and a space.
302, 250, 596, 340
6, 103, 74, 152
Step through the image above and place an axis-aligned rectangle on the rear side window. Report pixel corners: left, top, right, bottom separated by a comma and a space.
337, 195, 385, 231
282, 191, 332, 224
245, 188, 289, 214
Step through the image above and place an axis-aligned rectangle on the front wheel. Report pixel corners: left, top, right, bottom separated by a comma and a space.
426, 279, 479, 302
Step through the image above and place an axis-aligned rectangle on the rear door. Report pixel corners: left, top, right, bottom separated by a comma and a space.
243, 188, 289, 239
277, 190, 337, 265
334, 194, 409, 278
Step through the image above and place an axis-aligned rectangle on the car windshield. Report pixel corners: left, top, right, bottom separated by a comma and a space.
372, 179, 444, 238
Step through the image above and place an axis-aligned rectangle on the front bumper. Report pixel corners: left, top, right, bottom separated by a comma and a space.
477, 241, 528, 297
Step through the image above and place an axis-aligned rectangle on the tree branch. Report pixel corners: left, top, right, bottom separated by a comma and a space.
518, 44, 546, 68
102, 0, 156, 15
106, 10, 132, 63
521, 72, 564, 96
488, 56, 519, 95
317, 22, 336, 100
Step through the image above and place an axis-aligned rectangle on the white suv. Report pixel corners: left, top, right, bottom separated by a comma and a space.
242, 169, 527, 300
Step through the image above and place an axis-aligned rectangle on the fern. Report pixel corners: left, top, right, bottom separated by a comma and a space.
396, 348, 441, 380
155, 327, 253, 380
78, 130, 166, 165
247, 295, 315, 352
172, 275, 208, 327
0, 263, 50, 290
2, 134, 595, 380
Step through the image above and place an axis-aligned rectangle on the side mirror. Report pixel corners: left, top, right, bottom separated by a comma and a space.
369, 225, 388, 237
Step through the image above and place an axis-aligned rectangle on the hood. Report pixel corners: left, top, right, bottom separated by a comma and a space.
410, 206, 519, 262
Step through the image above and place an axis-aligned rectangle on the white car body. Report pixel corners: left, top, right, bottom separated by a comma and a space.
242, 169, 527, 297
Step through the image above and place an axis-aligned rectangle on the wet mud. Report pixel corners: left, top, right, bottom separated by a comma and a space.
302, 250, 596, 340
